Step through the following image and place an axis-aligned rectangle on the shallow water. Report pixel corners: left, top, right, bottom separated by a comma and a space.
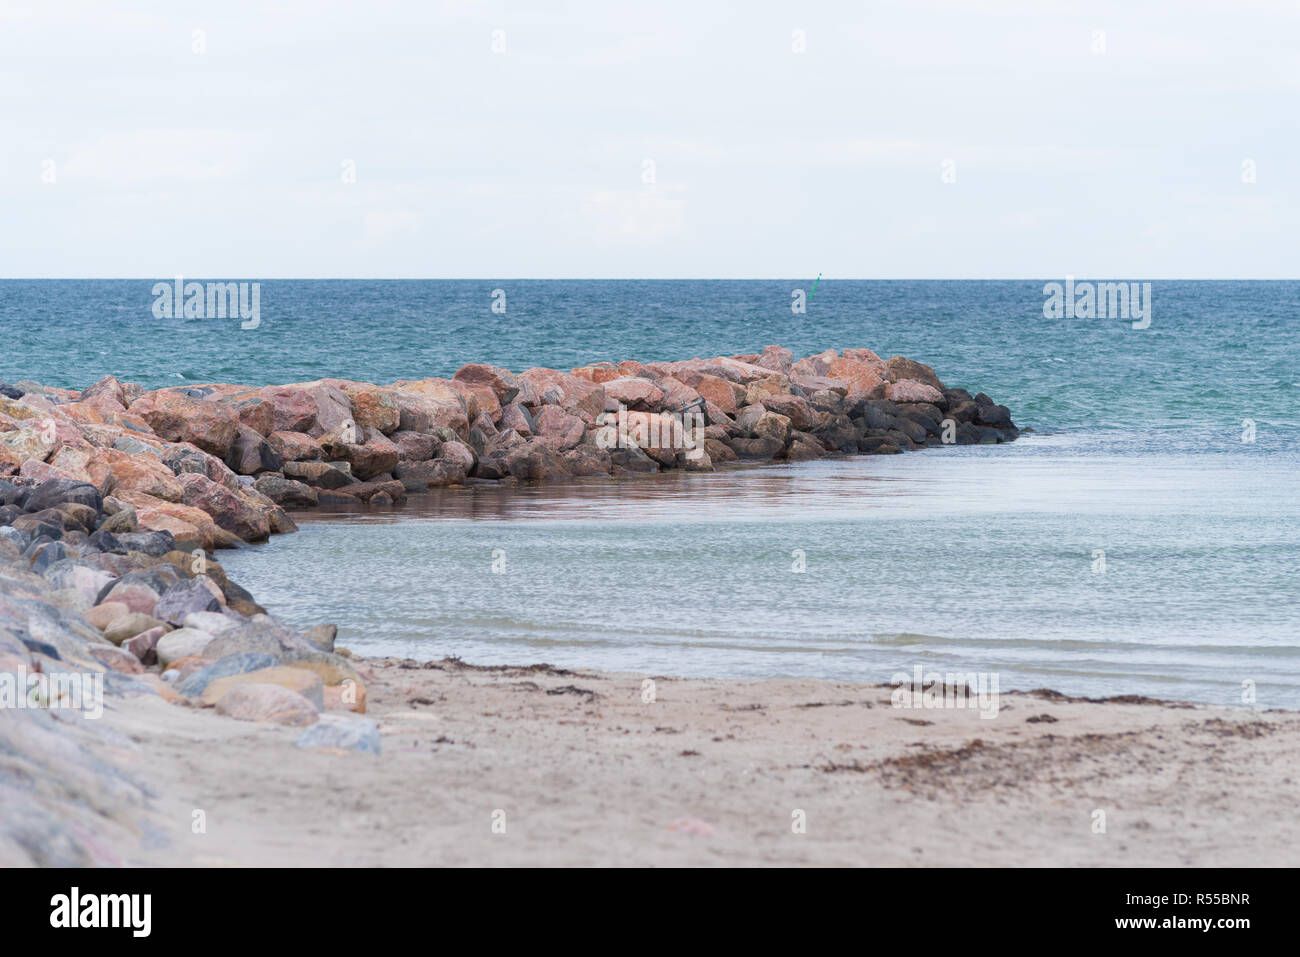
9, 279, 1297, 705
220, 434, 1300, 708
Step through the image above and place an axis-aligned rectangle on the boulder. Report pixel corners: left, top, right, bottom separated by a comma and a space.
23, 478, 102, 514
390, 430, 441, 462
276, 381, 354, 438
282, 460, 353, 489
885, 356, 944, 392
324, 429, 399, 481
755, 345, 794, 374
602, 376, 665, 410
224, 424, 283, 475
517, 368, 605, 423
101, 449, 184, 501
155, 627, 216, 666
503, 441, 572, 481
103, 611, 167, 646
253, 473, 318, 508
177, 473, 272, 542
295, 714, 381, 754
532, 406, 586, 451
453, 363, 521, 405
267, 430, 324, 462
153, 577, 224, 626
759, 394, 818, 431
258, 386, 321, 433
201, 666, 325, 709
123, 625, 167, 665
213, 683, 319, 726
387, 382, 469, 437
128, 389, 240, 456
176, 652, 280, 697
564, 446, 612, 476
84, 601, 129, 630
886, 380, 945, 405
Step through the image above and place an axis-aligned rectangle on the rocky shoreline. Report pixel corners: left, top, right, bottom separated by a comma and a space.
2, 344, 1017, 548
0, 345, 1019, 865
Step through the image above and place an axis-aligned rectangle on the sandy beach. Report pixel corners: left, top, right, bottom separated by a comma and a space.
97, 656, 1300, 867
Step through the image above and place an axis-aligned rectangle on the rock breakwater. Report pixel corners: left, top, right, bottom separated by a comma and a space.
1, 345, 1018, 550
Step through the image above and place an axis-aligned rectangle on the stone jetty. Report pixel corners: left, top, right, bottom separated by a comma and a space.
1, 345, 1017, 548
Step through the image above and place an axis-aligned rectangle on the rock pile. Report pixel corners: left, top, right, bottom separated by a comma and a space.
1, 346, 1018, 550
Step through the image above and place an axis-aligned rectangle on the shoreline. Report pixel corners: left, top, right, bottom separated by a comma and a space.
41, 656, 1300, 867
6, 345, 1293, 866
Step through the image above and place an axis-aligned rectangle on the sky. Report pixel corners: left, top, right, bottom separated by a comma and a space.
1, 0, 1297, 278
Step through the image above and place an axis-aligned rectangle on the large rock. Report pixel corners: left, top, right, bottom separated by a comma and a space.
387, 379, 470, 436
282, 460, 353, 489
214, 683, 319, 726
153, 577, 224, 625
100, 448, 184, 501
155, 627, 216, 666
564, 446, 612, 476
103, 611, 167, 646
201, 666, 324, 709
224, 424, 283, 475
267, 430, 323, 462
390, 431, 441, 462
517, 368, 605, 423
339, 383, 401, 434
128, 389, 240, 456
453, 364, 521, 405
602, 377, 664, 411
23, 478, 102, 514
755, 345, 794, 374
177, 473, 272, 542
176, 652, 280, 697
161, 444, 242, 491
759, 394, 818, 431
258, 386, 320, 433
123, 625, 167, 664
532, 406, 585, 451
885, 380, 945, 405
323, 428, 399, 481
692, 374, 740, 414
295, 714, 381, 754
253, 473, 318, 508
503, 441, 572, 481
275, 381, 353, 438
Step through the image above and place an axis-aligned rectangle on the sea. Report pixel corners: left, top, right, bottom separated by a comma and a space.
4, 280, 1298, 707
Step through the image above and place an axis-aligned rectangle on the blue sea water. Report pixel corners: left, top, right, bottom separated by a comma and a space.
5, 280, 1299, 706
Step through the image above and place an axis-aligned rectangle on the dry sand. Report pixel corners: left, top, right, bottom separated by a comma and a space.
93, 656, 1300, 867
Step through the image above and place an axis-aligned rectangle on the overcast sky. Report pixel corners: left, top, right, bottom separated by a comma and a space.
2, 0, 1296, 278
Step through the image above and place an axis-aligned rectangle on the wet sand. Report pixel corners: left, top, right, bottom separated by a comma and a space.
106, 657, 1300, 867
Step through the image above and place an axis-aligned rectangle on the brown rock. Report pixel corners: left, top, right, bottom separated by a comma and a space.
128, 389, 240, 456
177, 473, 272, 542
201, 666, 325, 709
602, 377, 665, 411
759, 394, 818, 431
453, 363, 521, 404
267, 430, 323, 462
532, 406, 586, 450
213, 683, 319, 726
886, 380, 945, 405
85, 601, 130, 630
693, 374, 740, 414
885, 356, 944, 392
